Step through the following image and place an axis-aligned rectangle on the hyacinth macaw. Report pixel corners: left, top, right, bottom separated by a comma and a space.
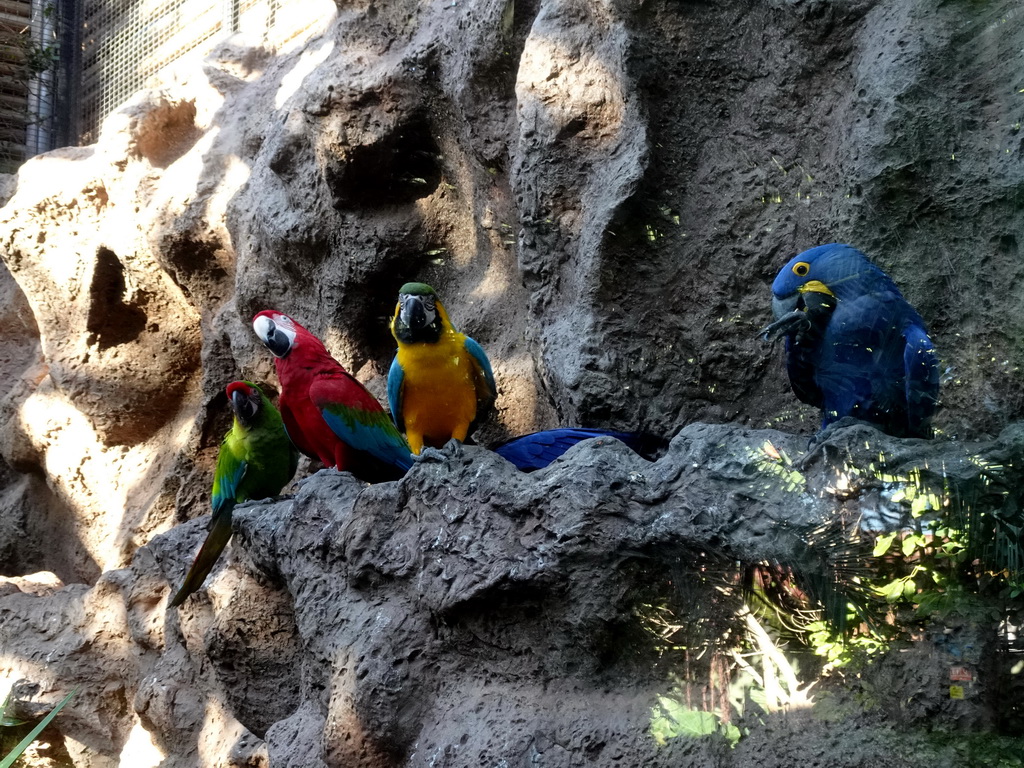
762, 243, 939, 438
252, 310, 413, 479
493, 427, 663, 472
387, 283, 497, 454
170, 381, 298, 607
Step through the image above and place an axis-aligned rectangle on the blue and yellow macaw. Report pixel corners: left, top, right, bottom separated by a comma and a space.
170, 381, 299, 607
762, 243, 939, 438
387, 283, 496, 454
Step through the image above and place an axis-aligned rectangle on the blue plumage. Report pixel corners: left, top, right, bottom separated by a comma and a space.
462, 336, 497, 399
319, 406, 414, 472
386, 355, 405, 431
766, 243, 939, 438
493, 428, 661, 472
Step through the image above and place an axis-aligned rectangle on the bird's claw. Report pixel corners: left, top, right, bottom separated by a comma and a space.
414, 446, 448, 463
442, 438, 465, 458
413, 439, 465, 463
794, 444, 823, 471
758, 310, 809, 344
796, 418, 868, 470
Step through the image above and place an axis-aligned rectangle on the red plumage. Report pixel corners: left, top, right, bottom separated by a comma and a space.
252, 310, 400, 479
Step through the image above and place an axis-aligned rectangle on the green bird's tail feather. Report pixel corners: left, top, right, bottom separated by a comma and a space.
169, 506, 235, 608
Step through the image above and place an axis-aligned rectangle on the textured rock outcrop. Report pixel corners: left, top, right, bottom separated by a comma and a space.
1, 0, 1023, 765
1, 423, 1018, 766
1, 0, 1023, 578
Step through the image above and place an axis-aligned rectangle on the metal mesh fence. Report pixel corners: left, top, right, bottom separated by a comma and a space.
80, 0, 330, 144
0, 0, 68, 173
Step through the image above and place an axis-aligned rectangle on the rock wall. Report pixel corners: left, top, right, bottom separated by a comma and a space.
2, 424, 1019, 767
0, 0, 1022, 765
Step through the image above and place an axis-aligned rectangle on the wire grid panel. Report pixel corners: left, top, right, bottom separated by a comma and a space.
0, 0, 59, 172
79, 0, 331, 143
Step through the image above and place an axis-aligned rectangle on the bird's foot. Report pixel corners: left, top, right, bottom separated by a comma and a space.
758, 310, 809, 344
442, 438, 465, 458
414, 447, 447, 463
794, 442, 824, 471
796, 418, 871, 470
413, 439, 465, 463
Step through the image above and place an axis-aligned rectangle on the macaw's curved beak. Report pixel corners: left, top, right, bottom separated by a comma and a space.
253, 315, 293, 358
771, 294, 800, 321
230, 388, 259, 423
400, 295, 429, 330
759, 294, 806, 344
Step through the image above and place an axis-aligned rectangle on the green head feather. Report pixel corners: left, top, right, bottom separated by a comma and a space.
398, 282, 437, 297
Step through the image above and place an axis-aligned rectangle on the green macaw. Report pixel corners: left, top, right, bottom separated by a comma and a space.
169, 381, 299, 607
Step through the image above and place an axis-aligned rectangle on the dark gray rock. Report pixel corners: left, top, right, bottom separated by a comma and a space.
4, 422, 1018, 765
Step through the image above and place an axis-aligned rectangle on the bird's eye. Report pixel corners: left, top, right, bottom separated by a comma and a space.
793, 261, 810, 277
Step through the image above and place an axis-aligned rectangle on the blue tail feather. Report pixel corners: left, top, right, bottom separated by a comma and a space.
493, 428, 663, 472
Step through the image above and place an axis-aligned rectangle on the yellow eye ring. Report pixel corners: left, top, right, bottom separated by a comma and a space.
793, 261, 810, 277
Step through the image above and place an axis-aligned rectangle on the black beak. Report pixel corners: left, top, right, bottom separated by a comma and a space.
231, 389, 259, 423
759, 294, 806, 344
263, 322, 292, 358
400, 295, 429, 330
771, 294, 800, 321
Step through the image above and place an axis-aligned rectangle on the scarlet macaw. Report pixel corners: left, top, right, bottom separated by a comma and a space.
253, 310, 413, 478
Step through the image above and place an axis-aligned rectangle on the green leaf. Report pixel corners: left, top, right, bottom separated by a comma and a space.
0, 689, 25, 727
873, 532, 898, 557
650, 697, 733, 745
721, 722, 742, 747
901, 533, 929, 557
879, 577, 911, 603
0, 687, 77, 768
669, 709, 721, 738
902, 577, 917, 600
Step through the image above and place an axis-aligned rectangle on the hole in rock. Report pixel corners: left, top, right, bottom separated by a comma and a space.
327, 113, 443, 209
86, 248, 147, 350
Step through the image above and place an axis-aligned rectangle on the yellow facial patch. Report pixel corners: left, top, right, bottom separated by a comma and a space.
797, 280, 835, 297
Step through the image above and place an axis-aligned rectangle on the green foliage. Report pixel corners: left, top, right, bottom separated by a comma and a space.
0, 3, 59, 81
804, 618, 892, 671
23, 42, 58, 77
0, 686, 77, 768
650, 695, 741, 747
868, 465, 1022, 624
0, 691, 27, 729
790, 446, 1024, 671
639, 441, 1024, 748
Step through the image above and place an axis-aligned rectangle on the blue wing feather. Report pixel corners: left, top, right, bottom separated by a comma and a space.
212, 458, 246, 520
320, 405, 414, 472
494, 428, 658, 472
463, 336, 496, 400
903, 323, 939, 437
813, 292, 937, 437
387, 355, 405, 431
